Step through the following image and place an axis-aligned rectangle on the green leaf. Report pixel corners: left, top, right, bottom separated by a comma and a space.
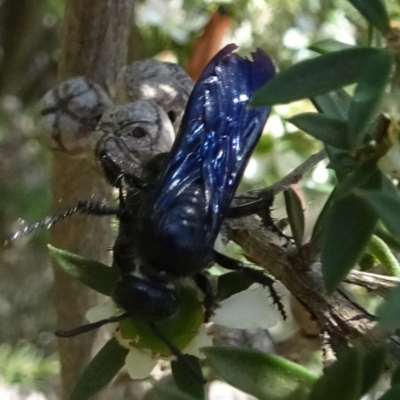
288, 113, 349, 149
377, 284, 400, 330
368, 235, 400, 277
325, 146, 356, 180
311, 187, 337, 245
171, 355, 204, 400
347, 51, 393, 149
204, 346, 316, 400
375, 225, 400, 253
308, 348, 363, 400
309, 39, 354, 54
361, 346, 387, 395
70, 338, 128, 400
154, 385, 199, 400
377, 385, 400, 400
358, 186, 400, 239
284, 187, 305, 248
335, 158, 380, 198
347, 0, 390, 34
48, 245, 119, 295
322, 194, 377, 293
251, 48, 384, 105
312, 89, 351, 120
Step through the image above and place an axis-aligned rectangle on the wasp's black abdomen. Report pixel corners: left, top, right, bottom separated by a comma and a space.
137, 183, 214, 279
111, 276, 179, 321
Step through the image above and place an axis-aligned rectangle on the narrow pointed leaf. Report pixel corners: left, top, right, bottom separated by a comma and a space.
48, 244, 119, 295
288, 113, 349, 149
171, 355, 204, 400
308, 348, 363, 400
322, 194, 377, 293
284, 187, 305, 248
204, 346, 316, 400
70, 338, 128, 400
358, 188, 400, 239
348, 51, 393, 149
325, 146, 356, 180
252, 48, 384, 105
347, 0, 390, 34
361, 346, 387, 395
311, 187, 337, 245
309, 39, 354, 54
312, 89, 351, 120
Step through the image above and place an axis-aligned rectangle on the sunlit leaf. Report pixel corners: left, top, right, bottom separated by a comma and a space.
367, 235, 400, 277
288, 113, 349, 149
309, 39, 354, 54
204, 346, 316, 400
48, 245, 119, 295
252, 48, 384, 105
70, 338, 128, 400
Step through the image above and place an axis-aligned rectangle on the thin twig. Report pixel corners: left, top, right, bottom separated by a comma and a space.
345, 270, 400, 297
236, 149, 327, 202
268, 149, 327, 195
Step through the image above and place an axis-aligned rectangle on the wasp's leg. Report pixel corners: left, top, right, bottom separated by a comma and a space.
193, 273, 216, 322
213, 250, 286, 319
228, 190, 274, 218
228, 192, 290, 240
5, 201, 119, 247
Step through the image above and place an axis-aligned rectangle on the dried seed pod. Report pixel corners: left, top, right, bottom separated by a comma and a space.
38, 77, 113, 156
93, 100, 175, 185
115, 59, 193, 132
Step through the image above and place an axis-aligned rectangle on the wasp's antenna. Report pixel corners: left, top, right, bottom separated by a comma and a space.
149, 322, 206, 384
5, 201, 119, 247
55, 313, 128, 337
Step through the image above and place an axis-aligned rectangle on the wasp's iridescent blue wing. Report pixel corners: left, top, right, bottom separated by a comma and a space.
151, 44, 275, 243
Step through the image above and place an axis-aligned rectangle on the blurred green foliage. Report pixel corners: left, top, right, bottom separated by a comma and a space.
0, 343, 59, 389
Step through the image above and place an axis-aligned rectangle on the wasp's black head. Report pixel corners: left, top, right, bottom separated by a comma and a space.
111, 276, 179, 322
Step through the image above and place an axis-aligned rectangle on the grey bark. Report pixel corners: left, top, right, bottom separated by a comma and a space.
52, 1, 134, 399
